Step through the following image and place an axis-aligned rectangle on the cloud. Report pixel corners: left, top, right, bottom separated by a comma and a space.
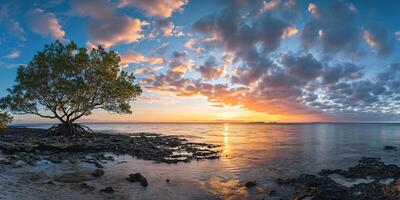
150, 19, 184, 38
301, 1, 362, 56
197, 56, 224, 80
0, 4, 25, 41
364, 24, 393, 57
72, 0, 148, 48
281, 52, 323, 81
27, 9, 65, 40
184, 38, 204, 53
120, 52, 165, 68
152, 42, 169, 55
155, 20, 174, 36
118, 0, 187, 18
322, 63, 363, 84
307, 3, 320, 18
192, 6, 297, 86
396, 31, 400, 40
168, 51, 194, 75
4, 50, 20, 59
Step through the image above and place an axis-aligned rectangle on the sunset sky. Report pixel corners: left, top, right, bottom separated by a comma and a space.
1, 0, 400, 123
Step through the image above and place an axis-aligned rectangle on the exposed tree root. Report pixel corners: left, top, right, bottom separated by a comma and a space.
46, 124, 94, 138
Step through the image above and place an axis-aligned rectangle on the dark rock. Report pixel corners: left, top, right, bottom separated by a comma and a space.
100, 186, 114, 193
29, 174, 41, 182
47, 181, 55, 185
48, 154, 62, 164
268, 189, 276, 196
245, 181, 257, 188
91, 169, 104, 177
166, 179, 170, 183
126, 173, 148, 187
78, 183, 95, 191
0, 128, 220, 164
279, 157, 400, 200
55, 172, 93, 183
94, 162, 103, 168
384, 145, 397, 151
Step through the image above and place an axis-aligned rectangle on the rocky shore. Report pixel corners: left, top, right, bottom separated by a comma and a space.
2, 128, 400, 199
277, 157, 400, 200
0, 127, 221, 199
0, 127, 220, 166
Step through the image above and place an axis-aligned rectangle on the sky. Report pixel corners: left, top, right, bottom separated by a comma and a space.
1, 0, 400, 124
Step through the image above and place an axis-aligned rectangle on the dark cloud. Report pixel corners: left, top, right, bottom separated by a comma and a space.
364, 24, 394, 57
301, 1, 362, 57
322, 63, 364, 84
197, 56, 224, 80
281, 52, 323, 81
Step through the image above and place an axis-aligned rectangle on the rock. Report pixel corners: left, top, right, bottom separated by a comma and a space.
245, 181, 257, 188
47, 181, 55, 185
166, 179, 170, 183
55, 172, 93, 183
94, 162, 103, 168
384, 145, 397, 151
48, 154, 62, 164
100, 186, 114, 193
268, 190, 276, 195
91, 169, 104, 177
0, 128, 220, 164
29, 174, 41, 182
126, 173, 148, 187
77, 183, 95, 191
279, 157, 400, 199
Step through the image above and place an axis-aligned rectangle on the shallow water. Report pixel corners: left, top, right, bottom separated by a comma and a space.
21, 123, 400, 199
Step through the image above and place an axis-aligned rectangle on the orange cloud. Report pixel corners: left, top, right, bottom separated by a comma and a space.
118, 0, 187, 18
72, 0, 148, 48
27, 9, 65, 40
120, 52, 165, 68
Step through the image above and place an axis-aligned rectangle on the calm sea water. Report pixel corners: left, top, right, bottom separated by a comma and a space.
21, 123, 400, 199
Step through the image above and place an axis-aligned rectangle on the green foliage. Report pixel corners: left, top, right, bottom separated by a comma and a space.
0, 41, 142, 125
0, 112, 12, 128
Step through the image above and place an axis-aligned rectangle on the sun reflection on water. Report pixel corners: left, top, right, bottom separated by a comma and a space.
223, 124, 230, 156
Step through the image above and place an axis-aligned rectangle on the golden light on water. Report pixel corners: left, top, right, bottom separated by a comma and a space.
223, 124, 230, 156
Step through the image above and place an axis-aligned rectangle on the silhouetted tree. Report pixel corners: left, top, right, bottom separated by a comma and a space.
0, 41, 142, 136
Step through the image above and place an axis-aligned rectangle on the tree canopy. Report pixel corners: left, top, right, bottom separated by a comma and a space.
0, 41, 142, 134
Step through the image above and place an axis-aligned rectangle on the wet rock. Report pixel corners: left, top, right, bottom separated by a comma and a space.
55, 172, 93, 183
319, 157, 400, 179
279, 157, 400, 200
95, 162, 103, 168
91, 169, 104, 177
0, 128, 220, 164
48, 154, 62, 164
245, 181, 257, 188
29, 174, 41, 182
77, 182, 95, 191
100, 186, 114, 193
126, 173, 148, 187
268, 189, 276, 196
47, 181, 55, 185
384, 145, 397, 151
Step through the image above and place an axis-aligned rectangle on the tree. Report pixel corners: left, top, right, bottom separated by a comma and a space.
0, 41, 142, 136
0, 112, 12, 128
